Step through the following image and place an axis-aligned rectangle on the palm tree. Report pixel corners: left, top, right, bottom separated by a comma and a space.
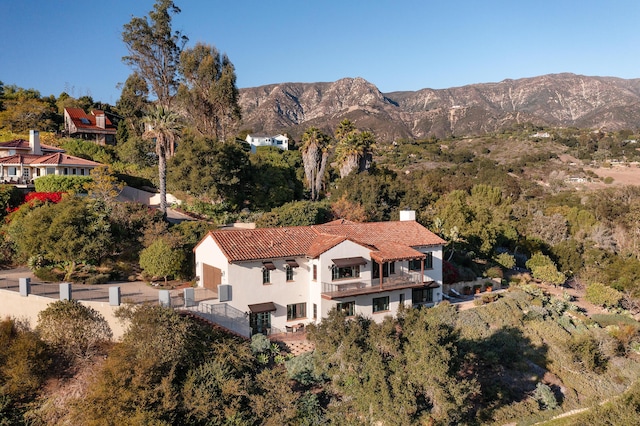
142, 105, 182, 217
300, 127, 331, 201
335, 126, 375, 179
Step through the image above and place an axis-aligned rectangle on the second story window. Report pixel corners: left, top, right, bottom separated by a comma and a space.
313, 264, 317, 281
286, 265, 294, 281
262, 261, 275, 284
332, 265, 360, 281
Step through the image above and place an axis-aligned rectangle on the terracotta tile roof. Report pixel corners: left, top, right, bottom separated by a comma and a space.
0, 153, 101, 167
203, 218, 446, 263
370, 241, 427, 263
312, 219, 447, 248
65, 107, 116, 133
209, 227, 319, 262
0, 139, 64, 152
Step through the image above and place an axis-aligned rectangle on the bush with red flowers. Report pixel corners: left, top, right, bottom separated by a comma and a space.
443, 260, 460, 284
24, 192, 64, 204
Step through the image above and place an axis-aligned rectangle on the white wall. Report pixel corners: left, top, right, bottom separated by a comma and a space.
0, 289, 128, 340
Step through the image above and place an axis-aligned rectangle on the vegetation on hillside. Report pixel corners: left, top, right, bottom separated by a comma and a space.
1, 0, 640, 423
1, 288, 639, 424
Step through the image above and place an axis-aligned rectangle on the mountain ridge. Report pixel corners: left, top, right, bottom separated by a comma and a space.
238, 73, 640, 140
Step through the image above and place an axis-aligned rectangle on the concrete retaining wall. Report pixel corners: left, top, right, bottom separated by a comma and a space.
0, 289, 127, 340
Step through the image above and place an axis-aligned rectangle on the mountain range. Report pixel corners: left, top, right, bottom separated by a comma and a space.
237, 73, 640, 141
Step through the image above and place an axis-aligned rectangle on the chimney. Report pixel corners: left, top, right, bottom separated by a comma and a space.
399, 209, 416, 221
95, 112, 106, 129
29, 130, 42, 155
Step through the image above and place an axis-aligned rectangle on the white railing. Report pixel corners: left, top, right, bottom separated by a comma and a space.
321, 271, 425, 294
187, 302, 252, 338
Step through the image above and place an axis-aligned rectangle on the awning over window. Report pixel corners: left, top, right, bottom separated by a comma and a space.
262, 261, 276, 270
286, 259, 299, 268
248, 302, 277, 313
332, 257, 368, 268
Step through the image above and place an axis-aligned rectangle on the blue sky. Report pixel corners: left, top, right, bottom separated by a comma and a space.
2, 0, 639, 104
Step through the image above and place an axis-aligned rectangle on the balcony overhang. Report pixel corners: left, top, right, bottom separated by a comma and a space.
248, 302, 277, 313
332, 257, 367, 268
322, 280, 439, 300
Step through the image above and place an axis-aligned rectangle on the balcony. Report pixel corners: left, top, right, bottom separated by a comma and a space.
321, 271, 432, 299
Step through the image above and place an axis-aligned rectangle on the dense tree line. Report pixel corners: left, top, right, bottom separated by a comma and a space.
2, 287, 639, 424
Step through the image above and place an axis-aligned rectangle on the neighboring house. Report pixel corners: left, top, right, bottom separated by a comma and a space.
0, 130, 102, 184
64, 107, 117, 145
194, 210, 446, 336
245, 133, 289, 153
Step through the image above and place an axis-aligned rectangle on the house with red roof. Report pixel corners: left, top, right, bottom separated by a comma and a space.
194, 210, 446, 336
0, 130, 102, 184
63, 107, 116, 145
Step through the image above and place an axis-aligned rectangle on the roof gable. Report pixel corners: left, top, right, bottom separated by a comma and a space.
64, 107, 116, 133
200, 218, 445, 263
0, 139, 64, 153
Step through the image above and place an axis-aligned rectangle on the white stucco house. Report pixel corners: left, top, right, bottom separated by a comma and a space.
0, 130, 102, 184
245, 134, 289, 153
194, 210, 446, 336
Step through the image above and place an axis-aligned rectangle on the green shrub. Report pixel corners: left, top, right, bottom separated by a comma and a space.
494, 252, 516, 270
568, 334, 607, 373
533, 382, 558, 410
586, 283, 623, 308
34, 175, 92, 193
591, 314, 640, 329
250, 333, 271, 354
36, 300, 112, 361
485, 265, 504, 279
285, 352, 323, 386
33, 267, 63, 282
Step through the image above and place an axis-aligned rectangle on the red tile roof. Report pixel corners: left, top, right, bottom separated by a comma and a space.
0, 152, 101, 167
203, 219, 446, 263
0, 139, 64, 152
65, 108, 116, 134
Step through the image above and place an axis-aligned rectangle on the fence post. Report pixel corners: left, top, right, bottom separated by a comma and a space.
109, 286, 121, 306
60, 282, 72, 300
19, 277, 30, 297
159, 290, 171, 307
183, 287, 195, 307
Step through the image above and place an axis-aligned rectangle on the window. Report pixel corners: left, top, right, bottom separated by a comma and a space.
332, 265, 360, 280
409, 253, 433, 270
412, 288, 434, 304
399, 293, 405, 306
80, 168, 85, 176
313, 303, 317, 319
286, 265, 294, 281
249, 312, 271, 335
46, 167, 55, 175
424, 252, 433, 269
63, 168, 68, 175
313, 264, 317, 281
287, 303, 306, 320
8, 167, 17, 176
372, 261, 394, 278
336, 301, 355, 316
372, 296, 389, 313
262, 268, 270, 284
72, 168, 77, 175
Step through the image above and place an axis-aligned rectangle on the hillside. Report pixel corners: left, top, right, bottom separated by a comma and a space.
238, 73, 640, 140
